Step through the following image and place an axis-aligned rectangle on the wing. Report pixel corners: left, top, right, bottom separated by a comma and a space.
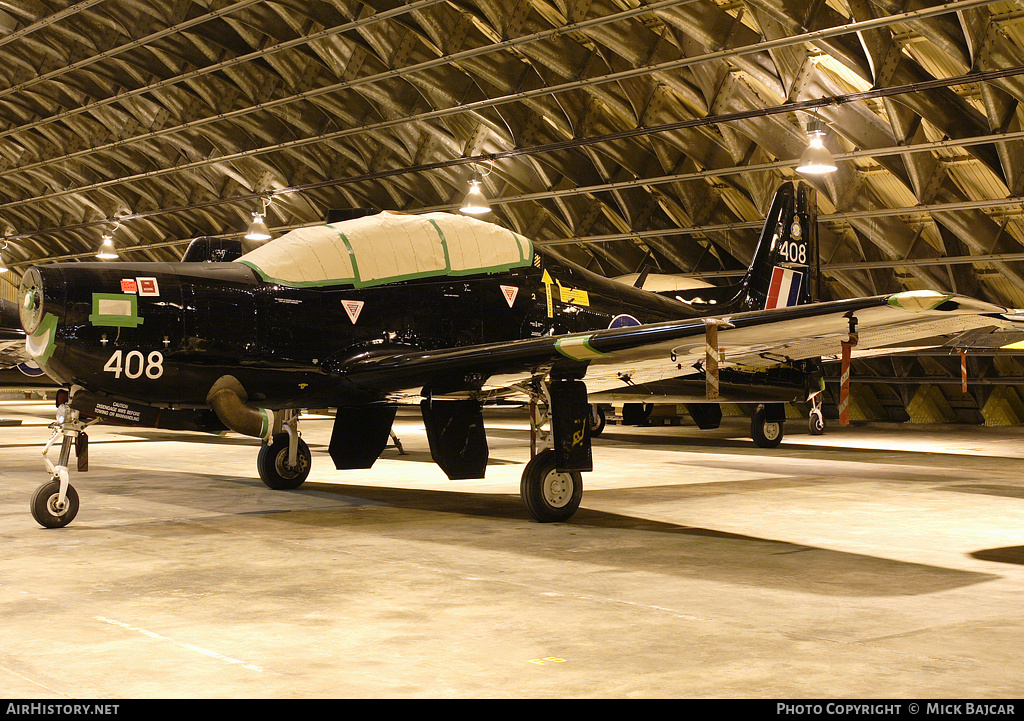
334, 290, 1018, 399
0, 298, 29, 369
0, 340, 30, 368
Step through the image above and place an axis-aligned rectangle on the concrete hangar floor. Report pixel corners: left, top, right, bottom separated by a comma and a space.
0, 399, 1022, 699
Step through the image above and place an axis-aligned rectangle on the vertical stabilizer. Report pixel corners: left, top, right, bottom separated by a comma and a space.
737, 181, 815, 312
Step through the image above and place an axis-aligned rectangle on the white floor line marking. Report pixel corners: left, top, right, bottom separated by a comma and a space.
94, 616, 263, 672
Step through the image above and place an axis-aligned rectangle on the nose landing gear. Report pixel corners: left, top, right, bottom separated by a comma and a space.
808, 392, 825, 435
32, 404, 95, 528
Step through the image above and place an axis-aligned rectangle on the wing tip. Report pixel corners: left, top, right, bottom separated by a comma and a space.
888, 290, 1005, 314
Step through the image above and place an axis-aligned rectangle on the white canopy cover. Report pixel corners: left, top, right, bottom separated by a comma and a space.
237, 211, 534, 288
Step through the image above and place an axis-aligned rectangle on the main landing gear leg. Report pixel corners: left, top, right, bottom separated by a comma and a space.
389, 429, 407, 455
521, 378, 590, 523
528, 390, 551, 459
33, 406, 94, 528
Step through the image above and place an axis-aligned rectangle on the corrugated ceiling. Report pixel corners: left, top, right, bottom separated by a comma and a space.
0, 1, 1021, 344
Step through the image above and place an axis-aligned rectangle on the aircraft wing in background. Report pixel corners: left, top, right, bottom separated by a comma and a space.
333, 290, 1016, 401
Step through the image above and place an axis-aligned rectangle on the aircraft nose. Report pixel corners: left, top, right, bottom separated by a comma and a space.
19, 266, 65, 368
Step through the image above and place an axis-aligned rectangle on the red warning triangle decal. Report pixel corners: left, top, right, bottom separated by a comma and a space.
341, 299, 364, 324
500, 285, 518, 308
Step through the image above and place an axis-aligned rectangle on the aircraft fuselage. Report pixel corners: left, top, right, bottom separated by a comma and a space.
21, 252, 804, 424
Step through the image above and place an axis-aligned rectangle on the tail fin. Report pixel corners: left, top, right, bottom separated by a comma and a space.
737, 181, 817, 312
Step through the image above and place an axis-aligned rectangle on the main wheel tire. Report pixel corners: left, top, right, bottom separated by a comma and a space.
257, 433, 312, 490
750, 406, 784, 448
520, 449, 583, 523
808, 411, 825, 435
588, 404, 606, 437
30, 478, 79, 528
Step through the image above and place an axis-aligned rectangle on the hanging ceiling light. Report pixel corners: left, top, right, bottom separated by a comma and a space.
245, 196, 273, 240
245, 213, 271, 240
459, 178, 491, 214
796, 119, 837, 175
96, 220, 120, 260
0, 242, 8, 273
96, 232, 118, 259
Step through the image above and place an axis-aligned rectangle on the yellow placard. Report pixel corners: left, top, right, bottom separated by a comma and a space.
558, 284, 590, 306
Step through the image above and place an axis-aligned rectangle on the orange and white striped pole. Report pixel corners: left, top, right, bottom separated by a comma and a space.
839, 333, 858, 425
958, 348, 968, 393
705, 320, 720, 400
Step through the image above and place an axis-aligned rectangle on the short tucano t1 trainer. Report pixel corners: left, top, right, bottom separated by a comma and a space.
17, 181, 1023, 527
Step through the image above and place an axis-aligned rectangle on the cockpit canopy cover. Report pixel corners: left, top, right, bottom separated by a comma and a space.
237, 210, 534, 289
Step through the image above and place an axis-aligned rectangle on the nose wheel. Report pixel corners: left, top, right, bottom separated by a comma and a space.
808, 409, 825, 435
257, 432, 312, 489
30, 477, 79, 528
808, 393, 825, 435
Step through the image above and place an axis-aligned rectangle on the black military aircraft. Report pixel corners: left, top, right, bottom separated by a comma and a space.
16, 181, 1019, 527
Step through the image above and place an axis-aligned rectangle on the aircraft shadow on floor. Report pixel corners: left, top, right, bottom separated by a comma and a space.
970, 546, 1024, 565
98, 433, 519, 464
63, 465, 998, 598
594, 426, 1022, 460
485, 425, 773, 452
946, 484, 1024, 500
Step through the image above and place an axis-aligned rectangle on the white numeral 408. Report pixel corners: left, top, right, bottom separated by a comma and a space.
103, 350, 164, 379
778, 241, 807, 264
